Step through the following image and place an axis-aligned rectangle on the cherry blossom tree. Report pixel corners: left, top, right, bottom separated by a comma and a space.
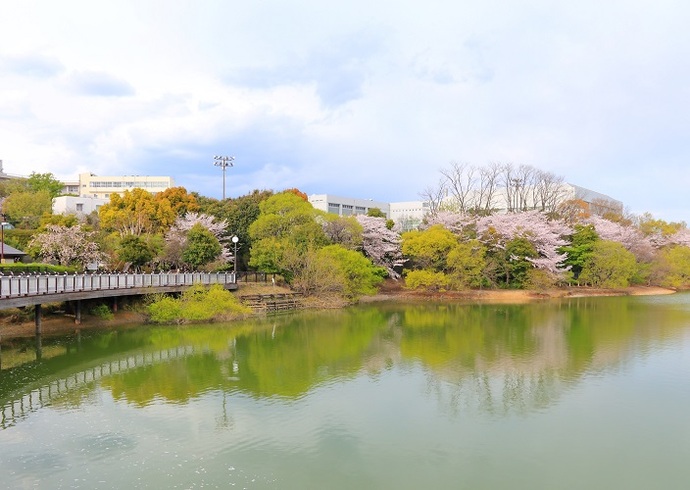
584, 215, 655, 261
162, 212, 231, 268
474, 211, 572, 275
355, 215, 405, 279
29, 225, 104, 269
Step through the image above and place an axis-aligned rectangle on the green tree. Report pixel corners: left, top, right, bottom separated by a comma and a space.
248, 192, 327, 278
317, 244, 384, 299
401, 225, 458, 272
119, 234, 157, 270
560, 224, 599, 281
182, 224, 222, 269
26, 172, 64, 198
499, 236, 538, 288
320, 214, 363, 250
2, 189, 53, 229
447, 239, 486, 288
579, 240, 637, 288
367, 207, 386, 218
652, 245, 690, 288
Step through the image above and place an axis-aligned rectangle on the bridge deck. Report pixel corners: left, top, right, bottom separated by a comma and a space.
0, 272, 237, 310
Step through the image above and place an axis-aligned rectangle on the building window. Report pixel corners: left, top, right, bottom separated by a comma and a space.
342, 204, 353, 216
76, 203, 84, 212
328, 203, 340, 214
355, 206, 366, 215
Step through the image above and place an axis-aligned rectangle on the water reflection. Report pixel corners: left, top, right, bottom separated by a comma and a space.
2, 295, 690, 425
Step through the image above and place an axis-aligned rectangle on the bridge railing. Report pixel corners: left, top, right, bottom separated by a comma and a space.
0, 271, 236, 299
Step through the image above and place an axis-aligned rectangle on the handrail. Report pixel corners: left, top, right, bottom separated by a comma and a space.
0, 272, 236, 300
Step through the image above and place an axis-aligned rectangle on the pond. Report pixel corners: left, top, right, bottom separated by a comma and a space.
1, 294, 690, 489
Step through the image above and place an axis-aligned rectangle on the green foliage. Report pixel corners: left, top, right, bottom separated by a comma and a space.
317, 244, 384, 299
447, 239, 486, 288
637, 212, 685, 237
579, 240, 638, 288
524, 268, 557, 291
249, 192, 327, 277
2, 189, 53, 229
320, 213, 363, 250
653, 245, 690, 288
39, 213, 80, 228
182, 224, 222, 269
404, 269, 451, 290
367, 207, 386, 218
89, 303, 114, 320
26, 172, 64, 198
1, 229, 33, 252
402, 225, 458, 271
0, 262, 77, 274
147, 295, 183, 323
560, 224, 599, 280
147, 284, 251, 324
118, 234, 157, 269
495, 236, 538, 288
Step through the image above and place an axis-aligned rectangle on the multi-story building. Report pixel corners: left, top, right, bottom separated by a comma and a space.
62, 173, 174, 200
308, 194, 390, 218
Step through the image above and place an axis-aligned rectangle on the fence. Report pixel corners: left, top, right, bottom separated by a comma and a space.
0, 271, 236, 299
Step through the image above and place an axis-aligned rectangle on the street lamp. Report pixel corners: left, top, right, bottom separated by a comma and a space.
213, 155, 235, 200
231, 235, 239, 276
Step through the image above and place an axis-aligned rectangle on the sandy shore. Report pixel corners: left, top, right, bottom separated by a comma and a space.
360, 284, 677, 304
0, 285, 677, 342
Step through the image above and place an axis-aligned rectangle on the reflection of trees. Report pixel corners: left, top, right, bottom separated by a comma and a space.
3, 296, 690, 417
394, 296, 690, 414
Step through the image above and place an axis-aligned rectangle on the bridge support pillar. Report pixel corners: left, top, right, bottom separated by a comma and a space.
35, 304, 42, 335
75, 300, 81, 325
112, 297, 118, 312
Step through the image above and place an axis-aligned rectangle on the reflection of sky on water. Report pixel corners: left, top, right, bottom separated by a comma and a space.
2, 297, 690, 488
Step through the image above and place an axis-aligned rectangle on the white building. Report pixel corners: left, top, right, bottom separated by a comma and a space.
308, 194, 390, 218
61, 173, 175, 199
53, 195, 109, 216
389, 201, 430, 231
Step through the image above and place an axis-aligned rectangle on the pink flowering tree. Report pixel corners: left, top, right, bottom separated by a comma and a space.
161, 212, 231, 268
474, 211, 572, 277
28, 225, 105, 269
356, 215, 405, 279
583, 215, 655, 261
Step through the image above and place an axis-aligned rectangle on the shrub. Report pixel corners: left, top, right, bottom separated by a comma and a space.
147, 295, 183, 324
90, 303, 114, 320
404, 269, 450, 291
147, 284, 251, 324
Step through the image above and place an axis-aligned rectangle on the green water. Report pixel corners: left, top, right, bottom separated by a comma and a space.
1, 294, 690, 489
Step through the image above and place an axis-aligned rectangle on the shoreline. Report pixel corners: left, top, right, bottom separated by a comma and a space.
0, 285, 678, 342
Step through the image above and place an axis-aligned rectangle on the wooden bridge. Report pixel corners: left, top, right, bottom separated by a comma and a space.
0, 271, 237, 331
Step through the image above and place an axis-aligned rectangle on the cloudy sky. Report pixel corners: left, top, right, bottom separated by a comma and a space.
1, 1, 688, 220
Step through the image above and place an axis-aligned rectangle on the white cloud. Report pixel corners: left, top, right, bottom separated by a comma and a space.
0, 0, 689, 220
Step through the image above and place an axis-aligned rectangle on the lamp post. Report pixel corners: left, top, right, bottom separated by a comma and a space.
213, 155, 235, 200
231, 235, 239, 277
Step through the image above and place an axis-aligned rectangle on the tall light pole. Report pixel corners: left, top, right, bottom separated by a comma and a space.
213, 155, 235, 200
